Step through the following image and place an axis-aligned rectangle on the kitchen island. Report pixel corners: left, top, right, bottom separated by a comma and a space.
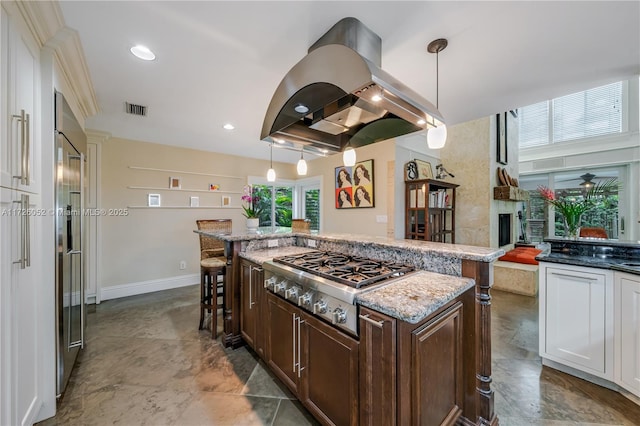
537, 238, 640, 404
195, 227, 503, 425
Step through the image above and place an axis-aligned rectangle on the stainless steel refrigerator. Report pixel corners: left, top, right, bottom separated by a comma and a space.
54, 91, 87, 398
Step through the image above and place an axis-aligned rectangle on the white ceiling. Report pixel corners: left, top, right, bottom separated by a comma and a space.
58, 1, 640, 164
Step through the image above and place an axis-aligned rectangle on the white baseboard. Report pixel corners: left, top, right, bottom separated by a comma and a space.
100, 274, 199, 301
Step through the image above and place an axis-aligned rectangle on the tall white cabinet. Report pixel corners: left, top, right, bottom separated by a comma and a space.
615, 272, 640, 398
0, 2, 42, 425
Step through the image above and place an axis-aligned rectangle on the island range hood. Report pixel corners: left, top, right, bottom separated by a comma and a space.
261, 17, 445, 155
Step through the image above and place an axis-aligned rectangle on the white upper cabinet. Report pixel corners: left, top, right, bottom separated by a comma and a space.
1, 3, 40, 193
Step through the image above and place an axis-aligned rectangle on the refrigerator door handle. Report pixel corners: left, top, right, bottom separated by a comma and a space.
79, 153, 85, 347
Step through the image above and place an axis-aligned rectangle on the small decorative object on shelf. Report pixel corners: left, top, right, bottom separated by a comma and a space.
169, 177, 181, 189
209, 183, 220, 191
537, 179, 617, 239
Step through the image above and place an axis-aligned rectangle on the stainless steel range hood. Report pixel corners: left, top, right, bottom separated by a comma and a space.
261, 17, 444, 155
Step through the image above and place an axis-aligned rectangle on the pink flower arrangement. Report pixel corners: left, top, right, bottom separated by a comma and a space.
241, 185, 262, 219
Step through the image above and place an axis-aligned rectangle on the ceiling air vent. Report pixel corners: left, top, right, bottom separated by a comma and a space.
125, 102, 147, 116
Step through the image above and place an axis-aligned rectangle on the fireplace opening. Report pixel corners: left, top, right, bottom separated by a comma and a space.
499, 214, 512, 247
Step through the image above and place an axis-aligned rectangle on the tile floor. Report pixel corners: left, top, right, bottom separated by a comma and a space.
38, 285, 640, 425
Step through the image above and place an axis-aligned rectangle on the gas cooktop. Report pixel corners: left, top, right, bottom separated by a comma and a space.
272, 250, 414, 288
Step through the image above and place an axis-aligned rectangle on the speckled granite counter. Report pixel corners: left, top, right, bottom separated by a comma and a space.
239, 246, 315, 265
356, 271, 475, 323
195, 229, 504, 272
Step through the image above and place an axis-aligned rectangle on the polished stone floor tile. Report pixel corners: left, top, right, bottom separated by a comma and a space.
38, 284, 640, 425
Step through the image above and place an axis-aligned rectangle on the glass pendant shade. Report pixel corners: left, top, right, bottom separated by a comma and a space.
297, 158, 308, 175
343, 147, 356, 167
267, 168, 276, 182
427, 124, 447, 149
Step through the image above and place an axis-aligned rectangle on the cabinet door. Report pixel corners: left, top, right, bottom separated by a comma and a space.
299, 312, 359, 426
544, 266, 609, 376
359, 307, 396, 426
1, 188, 40, 425
616, 273, 640, 397
240, 261, 256, 348
266, 293, 299, 394
409, 302, 464, 425
1, 10, 39, 192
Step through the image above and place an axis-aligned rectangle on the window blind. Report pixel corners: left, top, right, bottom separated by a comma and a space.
519, 101, 549, 147
552, 81, 622, 142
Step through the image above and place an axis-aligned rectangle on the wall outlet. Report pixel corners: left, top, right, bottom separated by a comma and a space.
376, 215, 388, 223
308, 239, 317, 248
267, 239, 278, 248
179, 261, 186, 270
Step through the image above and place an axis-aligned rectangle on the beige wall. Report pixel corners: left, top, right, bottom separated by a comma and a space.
99, 137, 295, 289
311, 139, 395, 236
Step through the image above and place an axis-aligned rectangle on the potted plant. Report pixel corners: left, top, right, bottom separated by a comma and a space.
537, 179, 617, 239
241, 185, 262, 232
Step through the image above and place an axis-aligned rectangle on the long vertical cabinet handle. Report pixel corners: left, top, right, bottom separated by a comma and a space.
251, 267, 261, 307
297, 316, 305, 378
11, 109, 29, 185
248, 266, 253, 310
292, 313, 297, 373
24, 113, 30, 185
24, 194, 30, 267
12, 194, 29, 269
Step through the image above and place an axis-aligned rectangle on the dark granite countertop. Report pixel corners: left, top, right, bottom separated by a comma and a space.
536, 237, 640, 275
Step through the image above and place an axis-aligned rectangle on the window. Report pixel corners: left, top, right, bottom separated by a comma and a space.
249, 175, 322, 231
519, 81, 623, 148
519, 168, 621, 241
253, 184, 293, 227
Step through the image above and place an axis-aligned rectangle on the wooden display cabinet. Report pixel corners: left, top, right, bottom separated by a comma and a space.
405, 179, 458, 243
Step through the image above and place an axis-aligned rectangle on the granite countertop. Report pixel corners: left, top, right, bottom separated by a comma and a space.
537, 252, 640, 275
239, 246, 316, 265
356, 271, 475, 324
194, 227, 300, 242
195, 229, 504, 263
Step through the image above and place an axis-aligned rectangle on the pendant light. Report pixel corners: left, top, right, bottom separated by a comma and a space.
267, 143, 276, 182
343, 142, 356, 167
427, 38, 448, 149
297, 149, 308, 176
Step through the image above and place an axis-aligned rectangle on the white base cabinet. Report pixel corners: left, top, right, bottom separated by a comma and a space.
539, 262, 613, 380
615, 272, 640, 398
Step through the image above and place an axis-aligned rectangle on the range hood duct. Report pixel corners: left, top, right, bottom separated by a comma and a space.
261, 17, 445, 155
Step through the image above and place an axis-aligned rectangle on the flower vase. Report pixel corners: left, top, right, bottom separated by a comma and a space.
246, 218, 259, 233
563, 214, 581, 240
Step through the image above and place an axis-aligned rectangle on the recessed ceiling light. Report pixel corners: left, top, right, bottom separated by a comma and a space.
130, 45, 156, 61
223, 123, 235, 130
294, 104, 309, 114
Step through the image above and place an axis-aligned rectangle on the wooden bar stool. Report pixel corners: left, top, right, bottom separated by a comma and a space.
196, 219, 232, 338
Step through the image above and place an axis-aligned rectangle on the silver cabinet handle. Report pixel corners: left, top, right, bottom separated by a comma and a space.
359, 313, 384, 328
12, 194, 29, 269
292, 313, 297, 373
11, 110, 30, 185
248, 266, 253, 309
297, 316, 305, 378
25, 112, 30, 185
25, 194, 30, 267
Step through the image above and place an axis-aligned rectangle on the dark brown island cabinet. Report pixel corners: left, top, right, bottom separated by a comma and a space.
239, 258, 493, 426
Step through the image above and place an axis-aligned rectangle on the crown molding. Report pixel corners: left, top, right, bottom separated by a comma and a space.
17, 0, 99, 120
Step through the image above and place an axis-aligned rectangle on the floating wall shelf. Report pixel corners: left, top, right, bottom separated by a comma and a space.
127, 186, 241, 194
128, 166, 244, 180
